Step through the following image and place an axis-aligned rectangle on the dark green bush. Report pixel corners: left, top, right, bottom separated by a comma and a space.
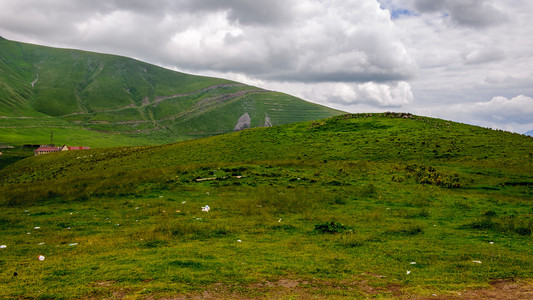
314, 221, 347, 234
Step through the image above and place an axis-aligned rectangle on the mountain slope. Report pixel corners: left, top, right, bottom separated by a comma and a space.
0, 37, 343, 146
3, 113, 532, 194
1, 114, 532, 298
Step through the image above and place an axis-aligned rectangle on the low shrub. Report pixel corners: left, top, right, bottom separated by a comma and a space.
404, 164, 461, 188
386, 223, 424, 236
314, 221, 348, 234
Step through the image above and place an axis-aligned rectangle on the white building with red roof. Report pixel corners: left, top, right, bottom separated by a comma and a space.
34, 146, 60, 155
34, 145, 90, 156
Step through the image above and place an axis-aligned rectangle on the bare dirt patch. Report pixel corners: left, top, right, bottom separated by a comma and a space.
93, 280, 115, 287
93, 278, 533, 299
409, 279, 533, 300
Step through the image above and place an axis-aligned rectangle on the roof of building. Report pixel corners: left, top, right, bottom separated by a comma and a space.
35, 146, 60, 152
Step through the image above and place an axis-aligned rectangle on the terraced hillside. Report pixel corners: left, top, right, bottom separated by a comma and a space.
0, 37, 343, 146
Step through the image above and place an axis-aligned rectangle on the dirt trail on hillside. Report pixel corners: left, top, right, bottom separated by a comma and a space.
31, 74, 38, 87
59, 83, 250, 117
159, 89, 266, 121
151, 83, 248, 105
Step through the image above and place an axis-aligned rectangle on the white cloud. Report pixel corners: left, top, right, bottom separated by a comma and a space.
0, 0, 415, 86
1, 0, 533, 133
300, 81, 413, 107
386, 0, 533, 126
463, 47, 505, 65
414, 95, 533, 133
471, 95, 533, 124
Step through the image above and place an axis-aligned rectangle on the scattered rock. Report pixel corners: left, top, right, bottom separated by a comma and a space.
384, 111, 413, 119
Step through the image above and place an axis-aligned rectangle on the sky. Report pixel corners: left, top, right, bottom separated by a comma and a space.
1, 0, 532, 134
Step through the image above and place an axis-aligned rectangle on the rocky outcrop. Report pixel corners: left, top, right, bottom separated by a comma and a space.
264, 113, 272, 127
234, 113, 251, 131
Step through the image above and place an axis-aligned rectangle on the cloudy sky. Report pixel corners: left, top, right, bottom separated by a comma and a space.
1, 0, 532, 133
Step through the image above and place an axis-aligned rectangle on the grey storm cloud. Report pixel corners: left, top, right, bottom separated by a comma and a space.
412, 0, 508, 28
180, 0, 291, 26
169, 0, 415, 83
85, 0, 292, 25
0, 0, 414, 84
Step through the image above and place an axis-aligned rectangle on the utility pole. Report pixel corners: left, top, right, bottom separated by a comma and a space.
50, 130, 54, 146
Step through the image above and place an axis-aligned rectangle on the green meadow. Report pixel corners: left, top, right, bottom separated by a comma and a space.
0, 37, 343, 146
0, 113, 532, 299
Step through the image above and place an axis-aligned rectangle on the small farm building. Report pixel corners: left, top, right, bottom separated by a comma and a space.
35, 145, 90, 156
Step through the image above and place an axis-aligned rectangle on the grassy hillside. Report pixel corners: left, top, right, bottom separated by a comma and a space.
1, 113, 532, 299
0, 37, 343, 146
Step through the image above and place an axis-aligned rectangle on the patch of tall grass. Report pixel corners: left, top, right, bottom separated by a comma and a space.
466, 211, 532, 236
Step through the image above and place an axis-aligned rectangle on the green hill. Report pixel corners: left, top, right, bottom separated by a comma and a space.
0, 37, 343, 146
1, 113, 532, 298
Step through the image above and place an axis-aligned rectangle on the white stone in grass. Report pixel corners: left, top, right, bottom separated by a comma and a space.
38, 255, 45, 261
201, 205, 210, 212
406, 270, 411, 274
410, 262, 416, 265
34, 227, 40, 229
0, 245, 6, 249
473, 260, 482, 264
237, 240, 242, 242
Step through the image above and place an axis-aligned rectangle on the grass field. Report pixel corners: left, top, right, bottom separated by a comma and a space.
0, 113, 532, 299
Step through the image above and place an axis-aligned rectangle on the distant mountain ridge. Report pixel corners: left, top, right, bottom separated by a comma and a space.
524, 130, 533, 137
0, 37, 344, 146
